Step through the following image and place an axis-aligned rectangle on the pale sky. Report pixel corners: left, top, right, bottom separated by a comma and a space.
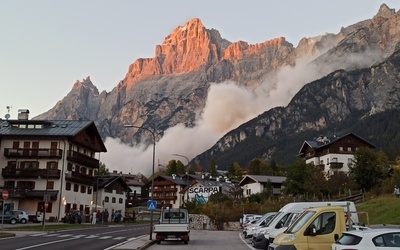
1, 0, 399, 119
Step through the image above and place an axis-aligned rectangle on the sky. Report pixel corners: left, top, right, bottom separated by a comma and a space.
1, 1, 400, 175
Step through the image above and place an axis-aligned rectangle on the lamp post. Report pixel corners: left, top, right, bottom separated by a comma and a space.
124, 124, 156, 240
38, 165, 49, 231
172, 154, 190, 206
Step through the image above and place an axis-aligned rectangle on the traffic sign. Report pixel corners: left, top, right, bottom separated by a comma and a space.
147, 200, 157, 211
2, 190, 9, 200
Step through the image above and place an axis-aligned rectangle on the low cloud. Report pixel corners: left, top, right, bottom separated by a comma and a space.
101, 49, 382, 176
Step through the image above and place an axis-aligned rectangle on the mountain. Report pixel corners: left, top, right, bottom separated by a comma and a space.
35, 4, 400, 170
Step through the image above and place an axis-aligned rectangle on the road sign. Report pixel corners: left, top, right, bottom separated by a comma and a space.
147, 200, 157, 211
2, 190, 9, 200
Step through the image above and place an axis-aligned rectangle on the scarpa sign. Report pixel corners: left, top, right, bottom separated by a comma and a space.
188, 186, 220, 204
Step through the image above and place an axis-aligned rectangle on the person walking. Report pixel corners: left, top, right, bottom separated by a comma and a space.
394, 185, 400, 198
91, 211, 97, 225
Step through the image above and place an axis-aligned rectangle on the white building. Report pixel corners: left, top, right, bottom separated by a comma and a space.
0, 109, 129, 222
298, 133, 376, 175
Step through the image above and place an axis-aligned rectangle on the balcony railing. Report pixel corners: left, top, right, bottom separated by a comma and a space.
65, 171, 96, 185
2, 168, 61, 179
329, 162, 344, 169
154, 196, 177, 201
67, 150, 99, 168
4, 148, 63, 159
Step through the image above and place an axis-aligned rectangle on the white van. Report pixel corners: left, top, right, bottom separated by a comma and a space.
253, 201, 358, 249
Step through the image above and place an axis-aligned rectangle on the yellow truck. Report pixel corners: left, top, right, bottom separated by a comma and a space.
268, 206, 364, 250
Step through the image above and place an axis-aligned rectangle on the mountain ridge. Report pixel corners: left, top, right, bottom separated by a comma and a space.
34, 3, 400, 173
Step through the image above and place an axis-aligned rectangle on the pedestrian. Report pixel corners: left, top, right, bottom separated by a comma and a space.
114, 210, 119, 223
104, 209, 109, 224
92, 211, 97, 225
394, 185, 400, 198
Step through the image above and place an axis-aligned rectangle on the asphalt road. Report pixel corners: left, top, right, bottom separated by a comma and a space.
147, 229, 256, 250
0, 223, 151, 250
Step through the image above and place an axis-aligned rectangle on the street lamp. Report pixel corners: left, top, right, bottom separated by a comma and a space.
172, 154, 190, 206
124, 124, 156, 240
38, 165, 49, 231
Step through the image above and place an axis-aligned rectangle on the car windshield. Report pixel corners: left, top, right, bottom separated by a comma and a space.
266, 212, 283, 227
286, 211, 316, 234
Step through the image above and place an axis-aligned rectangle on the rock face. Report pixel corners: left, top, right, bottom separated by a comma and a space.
35, 5, 400, 169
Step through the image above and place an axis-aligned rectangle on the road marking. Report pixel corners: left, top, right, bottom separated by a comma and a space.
85, 235, 99, 239
113, 237, 126, 240
58, 234, 73, 237
99, 236, 113, 239
239, 232, 257, 250
14, 238, 76, 250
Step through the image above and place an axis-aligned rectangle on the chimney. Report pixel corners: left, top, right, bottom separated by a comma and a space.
172, 174, 176, 179
17, 109, 29, 120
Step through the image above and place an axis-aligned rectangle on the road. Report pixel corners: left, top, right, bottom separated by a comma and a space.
0, 223, 151, 250
148, 229, 256, 250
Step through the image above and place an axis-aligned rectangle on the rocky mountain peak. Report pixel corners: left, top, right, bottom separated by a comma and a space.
124, 18, 228, 88
375, 3, 396, 18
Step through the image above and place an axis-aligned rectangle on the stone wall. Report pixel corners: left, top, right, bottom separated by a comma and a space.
189, 214, 241, 231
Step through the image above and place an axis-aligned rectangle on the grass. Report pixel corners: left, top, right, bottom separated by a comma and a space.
357, 194, 400, 225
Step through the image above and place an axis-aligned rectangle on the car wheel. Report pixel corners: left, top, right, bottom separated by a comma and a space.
20, 218, 28, 224
10, 218, 17, 225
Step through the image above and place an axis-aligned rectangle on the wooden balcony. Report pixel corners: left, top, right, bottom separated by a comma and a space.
67, 150, 99, 168
153, 187, 177, 193
2, 168, 61, 179
329, 162, 344, 169
315, 164, 325, 172
154, 195, 177, 201
65, 171, 96, 185
4, 148, 63, 159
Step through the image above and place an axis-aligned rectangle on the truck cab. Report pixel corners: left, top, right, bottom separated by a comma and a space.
268, 206, 348, 250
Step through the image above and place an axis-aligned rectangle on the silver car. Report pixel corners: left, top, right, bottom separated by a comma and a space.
13, 210, 29, 224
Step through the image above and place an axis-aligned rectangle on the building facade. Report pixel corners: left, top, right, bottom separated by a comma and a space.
0, 110, 111, 221
298, 133, 376, 175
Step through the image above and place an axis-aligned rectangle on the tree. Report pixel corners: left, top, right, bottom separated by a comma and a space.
349, 147, 387, 192
96, 162, 109, 176
209, 156, 218, 177
176, 160, 185, 174
226, 162, 244, 181
247, 158, 273, 176
283, 158, 315, 196
165, 160, 179, 176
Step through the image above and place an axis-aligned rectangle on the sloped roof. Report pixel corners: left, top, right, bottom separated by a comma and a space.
298, 133, 375, 156
96, 176, 131, 192
239, 175, 286, 186
0, 119, 106, 152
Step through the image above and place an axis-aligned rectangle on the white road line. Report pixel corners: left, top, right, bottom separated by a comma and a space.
239, 232, 256, 250
113, 237, 126, 240
99, 236, 113, 239
57, 234, 73, 237
85, 235, 99, 239
14, 238, 76, 250
104, 235, 147, 250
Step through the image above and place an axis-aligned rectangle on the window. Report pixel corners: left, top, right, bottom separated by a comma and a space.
88, 187, 92, 195
47, 161, 58, 169
4, 181, 15, 188
67, 163, 73, 172
339, 147, 343, 151
348, 158, 353, 164
119, 198, 123, 204
332, 158, 338, 162
81, 186, 86, 193
105, 196, 109, 202
309, 212, 336, 235
47, 181, 54, 190
347, 147, 351, 151
74, 184, 79, 192
112, 197, 116, 203
66, 182, 71, 191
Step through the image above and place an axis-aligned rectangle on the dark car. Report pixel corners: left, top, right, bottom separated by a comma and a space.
62, 210, 82, 224
0, 210, 18, 224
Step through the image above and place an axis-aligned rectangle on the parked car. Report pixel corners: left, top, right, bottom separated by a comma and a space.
13, 210, 29, 224
0, 210, 18, 224
244, 212, 276, 239
62, 210, 82, 224
332, 228, 400, 249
